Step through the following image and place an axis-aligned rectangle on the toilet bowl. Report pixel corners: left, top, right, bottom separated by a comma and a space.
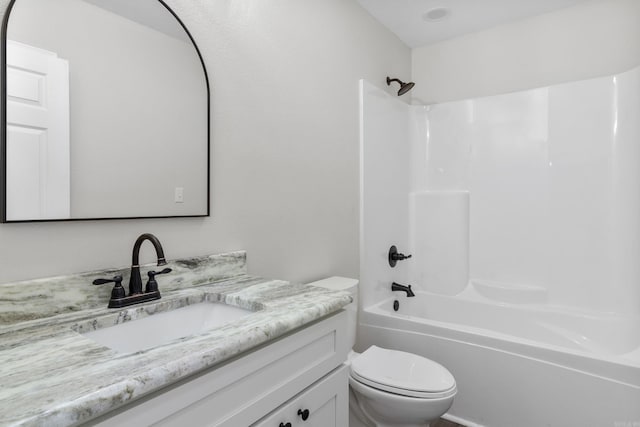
308, 277, 456, 427
349, 346, 456, 427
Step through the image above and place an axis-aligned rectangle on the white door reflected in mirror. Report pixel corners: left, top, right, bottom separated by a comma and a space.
6, 41, 70, 220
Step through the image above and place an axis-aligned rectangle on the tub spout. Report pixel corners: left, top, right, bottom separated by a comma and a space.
391, 282, 415, 297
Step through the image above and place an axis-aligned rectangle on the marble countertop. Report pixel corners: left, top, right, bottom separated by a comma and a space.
0, 252, 351, 427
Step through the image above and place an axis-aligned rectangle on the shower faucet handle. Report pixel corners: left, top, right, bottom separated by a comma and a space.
388, 245, 412, 267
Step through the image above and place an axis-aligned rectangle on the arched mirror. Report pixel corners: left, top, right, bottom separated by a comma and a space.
1, 0, 209, 222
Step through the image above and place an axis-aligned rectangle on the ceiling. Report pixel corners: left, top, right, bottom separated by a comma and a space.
356, 0, 594, 48
82, 0, 190, 42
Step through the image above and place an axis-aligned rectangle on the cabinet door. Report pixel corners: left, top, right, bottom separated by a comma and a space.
253, 365, 348, 427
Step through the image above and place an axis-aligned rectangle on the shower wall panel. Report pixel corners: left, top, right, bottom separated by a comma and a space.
410, 66, 640, 314
359, 80, 411, 309
409, 190, 469, 296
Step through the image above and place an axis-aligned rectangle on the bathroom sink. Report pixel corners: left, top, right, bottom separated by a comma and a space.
82, 302, 253, 353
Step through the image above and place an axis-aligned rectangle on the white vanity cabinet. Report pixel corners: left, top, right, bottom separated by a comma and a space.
90, 311, 348, 426
252, 365, 348, 427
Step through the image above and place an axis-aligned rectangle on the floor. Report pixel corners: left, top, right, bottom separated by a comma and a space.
431, 419, 465, 427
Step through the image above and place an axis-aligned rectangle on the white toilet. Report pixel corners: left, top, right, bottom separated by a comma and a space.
309, 277, 456, 427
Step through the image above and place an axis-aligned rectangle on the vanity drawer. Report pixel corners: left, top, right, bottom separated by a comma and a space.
91, 310, 348, 426
252, 365, 348, 427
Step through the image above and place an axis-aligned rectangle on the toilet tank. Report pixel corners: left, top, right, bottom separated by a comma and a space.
306, 277, 358, 349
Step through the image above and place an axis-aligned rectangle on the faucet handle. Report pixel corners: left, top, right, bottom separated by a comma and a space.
92, 275, 123, 286
146, 268, 172, 293
388, 245, 412, 267
92, 275, 125, 299
148, 267, 172, 277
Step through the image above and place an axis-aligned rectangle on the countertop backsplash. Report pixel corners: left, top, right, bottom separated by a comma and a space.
0, 251, 247, 327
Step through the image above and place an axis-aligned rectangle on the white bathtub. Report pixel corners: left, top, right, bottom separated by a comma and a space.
357, 291, 640, 427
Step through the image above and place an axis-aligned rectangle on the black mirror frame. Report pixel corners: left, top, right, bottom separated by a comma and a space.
0, 0, 210, 222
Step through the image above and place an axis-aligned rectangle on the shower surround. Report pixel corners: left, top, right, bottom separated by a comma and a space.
358, 67, 640, 426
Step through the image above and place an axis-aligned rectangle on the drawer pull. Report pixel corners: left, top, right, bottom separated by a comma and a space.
298, 408, 310, 421
279, 423, 291, 427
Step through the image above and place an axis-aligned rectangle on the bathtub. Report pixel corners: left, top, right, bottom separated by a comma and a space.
356, 291, 640, 427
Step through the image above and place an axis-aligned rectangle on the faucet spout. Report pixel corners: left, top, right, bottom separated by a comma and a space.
391, 282, 415, 297
129, 233, 167, 295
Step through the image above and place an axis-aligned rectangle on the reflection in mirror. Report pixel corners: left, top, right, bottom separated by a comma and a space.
2, 0, 209, 221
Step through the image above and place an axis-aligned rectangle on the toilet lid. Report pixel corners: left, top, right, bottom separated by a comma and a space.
350, 346, 456, 399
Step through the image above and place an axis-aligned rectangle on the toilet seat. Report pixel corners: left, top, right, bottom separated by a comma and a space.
350, 346, 457, 399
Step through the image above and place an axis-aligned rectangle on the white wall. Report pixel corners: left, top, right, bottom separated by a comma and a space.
412, 0, 640, 104
0, 0, 410, 283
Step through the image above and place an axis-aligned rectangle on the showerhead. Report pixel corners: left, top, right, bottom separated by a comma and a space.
386, 77, 415, 96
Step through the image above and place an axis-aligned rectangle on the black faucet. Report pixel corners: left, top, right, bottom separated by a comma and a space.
93, 233, 171, 308
391, 282, 415, 297
129, 233, 168, 295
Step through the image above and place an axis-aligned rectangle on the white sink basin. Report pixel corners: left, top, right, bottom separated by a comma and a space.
82, 302, 253, 353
